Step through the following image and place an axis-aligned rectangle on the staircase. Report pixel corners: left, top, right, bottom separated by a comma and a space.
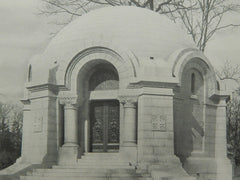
20, 153, 151, 180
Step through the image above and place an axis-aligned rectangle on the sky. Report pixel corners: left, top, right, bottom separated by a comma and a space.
0, 0, 240, 102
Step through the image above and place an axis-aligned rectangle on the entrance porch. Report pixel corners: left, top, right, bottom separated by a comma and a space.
57, 60, 138, 165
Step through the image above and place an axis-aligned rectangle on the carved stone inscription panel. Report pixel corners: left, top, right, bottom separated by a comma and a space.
33, 112, 43, 133
151, 114, 167, 131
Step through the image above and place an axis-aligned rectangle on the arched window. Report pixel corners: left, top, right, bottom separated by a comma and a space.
191, 73, 195, 94
217, 81, 220, 90
89, 68, 119, 91
28, 65, 32, 82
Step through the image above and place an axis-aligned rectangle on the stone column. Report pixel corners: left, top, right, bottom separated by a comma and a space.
119, 96, 138, 162
215, 96, 232, 180
58, 95, 79, 165
63, 103, 78, 146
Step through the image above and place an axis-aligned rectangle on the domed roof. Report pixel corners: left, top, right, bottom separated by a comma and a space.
30, 6, 197, 85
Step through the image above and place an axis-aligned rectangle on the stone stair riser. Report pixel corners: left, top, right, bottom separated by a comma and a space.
21, 153, 151, 180
52, 165, 135, 169
21, 176, 150, 180
34, 168, 136, 173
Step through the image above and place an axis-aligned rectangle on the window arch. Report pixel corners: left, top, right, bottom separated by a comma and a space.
191, 73, 195, 94
217, 81, 220, 91
28, 65, 32, 82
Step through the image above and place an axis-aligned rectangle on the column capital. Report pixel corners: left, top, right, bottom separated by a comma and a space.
58, 92, 79, 107
118, 96, 138, 107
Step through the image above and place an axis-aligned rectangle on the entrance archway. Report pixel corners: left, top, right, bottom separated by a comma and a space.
88, 67, 120, 152
77, 61, 120, 153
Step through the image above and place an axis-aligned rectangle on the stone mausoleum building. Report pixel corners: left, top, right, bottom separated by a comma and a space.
1, 6, 232, 180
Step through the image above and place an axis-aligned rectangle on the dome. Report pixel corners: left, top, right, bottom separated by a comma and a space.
30, 6, 197, 86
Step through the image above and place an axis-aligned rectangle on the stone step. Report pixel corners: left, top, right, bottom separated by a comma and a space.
78, 158, 128, 162
80, 156, 121, 161
52, 165, 135, 169
28, 171, 150, 177
33, 168, 136, 173
81, 153, 119, 157
20, 153, 152, 180
77, 160, 130, 165
76, 162, 130, 166
20, 173, 151, 180
150, 170, 196, 180
20, 175, 151, 180
158, 176, 195, 180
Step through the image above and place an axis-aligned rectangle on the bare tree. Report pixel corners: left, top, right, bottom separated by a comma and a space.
0, 103, 13, 141
0, 102, 23, 169
39, 0, 240, 51
170, 0, 240, 51
38, 0, 194, 34
39, 0, 190, 17
216, 60, 240, 81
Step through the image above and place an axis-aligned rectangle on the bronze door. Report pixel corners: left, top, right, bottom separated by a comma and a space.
90, 100, 119, 152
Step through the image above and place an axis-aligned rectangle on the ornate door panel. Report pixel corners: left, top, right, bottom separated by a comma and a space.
107, 102, 119, 150
90, 101, 119, 152
91, 104, 104, 151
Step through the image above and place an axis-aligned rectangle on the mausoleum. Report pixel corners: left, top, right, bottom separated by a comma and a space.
3, 6, 232, 180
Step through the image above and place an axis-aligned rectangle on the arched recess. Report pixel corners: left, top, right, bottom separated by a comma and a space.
171, 49, 217, 97
76, 60, 121, 153
64, 47, 136, 93
28, 65, 32, 82
173, 57, 215, 162
58, 47, 137, 154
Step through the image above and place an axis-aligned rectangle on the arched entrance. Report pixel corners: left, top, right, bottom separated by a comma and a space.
76, 61, 120, 153
88, 67, 120, 152
58, 48, 136, 163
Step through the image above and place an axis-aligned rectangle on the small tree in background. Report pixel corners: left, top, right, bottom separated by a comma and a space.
0, 103, 13, 152
227, 95, 240, 166
10, 107, 23, 156
216, 60, 240, 81
0, 102, 23, 170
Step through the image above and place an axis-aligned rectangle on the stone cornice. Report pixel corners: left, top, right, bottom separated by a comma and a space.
209, 93, 229, 107
209, 93, 229, 101
20, 99, 30, 105
127, 79, 178, 89
26, 83, 58, 93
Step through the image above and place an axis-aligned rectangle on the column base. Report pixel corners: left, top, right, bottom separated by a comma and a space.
149, 156, 196, 180
58, 144, 79, 165
183, 157, 232, 180
120, 145, 137, 164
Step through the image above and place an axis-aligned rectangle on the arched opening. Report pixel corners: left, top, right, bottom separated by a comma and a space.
28, 65, 32, 82
191, 73, 195, 94
76, 61, 120, 153
88, 67, 120, 152
174, 61, 205, 162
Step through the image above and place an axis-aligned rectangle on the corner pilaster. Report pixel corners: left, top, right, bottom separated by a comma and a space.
214, 95, 232, 180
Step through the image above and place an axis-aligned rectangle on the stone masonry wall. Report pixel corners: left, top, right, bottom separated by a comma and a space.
21, 89, 58, 166
137, 94, 175, 166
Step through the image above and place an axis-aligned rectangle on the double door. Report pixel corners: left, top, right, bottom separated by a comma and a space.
90, 100, 119, 152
